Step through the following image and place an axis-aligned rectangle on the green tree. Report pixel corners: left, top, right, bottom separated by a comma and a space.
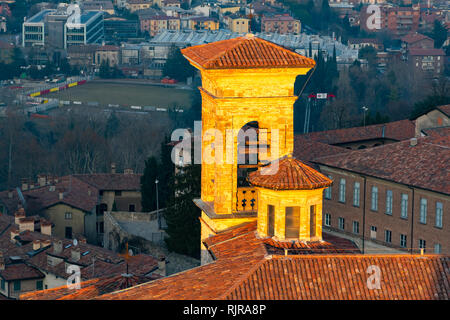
432, 20, 447, 48
164, 161, 201, 258
99, 60, 110, 78
158, 135, 174, 209
163, 45, 196, 82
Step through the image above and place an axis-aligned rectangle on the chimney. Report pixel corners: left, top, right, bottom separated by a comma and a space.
53, 240, 63, 254
21, 178, 28, 191
71, 248, 81, 262
10, 228, 19, 242
18, 217, 34, 232
111, 162, 116, 174
0, 252, 4, 271
124, 168, 133, 175
33, 239, 41, 251
38, 175, 46, 187
59, 192, 64, 200
410, 137, 418, 147
41, 239, 51, 248
157, 255, 166, 277
14, 209, 26, 225
40, 220, 52, 236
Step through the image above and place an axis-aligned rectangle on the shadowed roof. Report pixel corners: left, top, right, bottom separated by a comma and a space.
181, 35, 316, 69
313, 135, 450, 195
248, 155, 332, 190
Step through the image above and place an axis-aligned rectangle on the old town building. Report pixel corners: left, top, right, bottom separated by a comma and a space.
0, 167, 142, 245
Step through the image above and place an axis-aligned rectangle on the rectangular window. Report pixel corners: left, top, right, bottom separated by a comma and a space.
386, 190, 393, 215
310, 205, 317, 237
384, 230, 392, 243
435, 202, 443, 228
370, 226, 377, 239
339, 178, 346, 203
324, 175, 332, 199
371, 186, 378, 211
13, 280, 21, 292
65, 227, 72, 239
65, 212, 72, 220
267, 205, 275, 236
401, 194, 408, 218
285, 206, 300, 238
353, 182, 360, 207
36, 280, 43, 291
1, 279, 4, 291
129, 204, 135, 212
352, 221, 359, 234
419, 198, 427, 224
115, 191, 122, 196
400, 234, 407, 248
419, 239, 426, 252
434, 243, 441, 254
324, 213, 331, 227
338, 217, 345, 230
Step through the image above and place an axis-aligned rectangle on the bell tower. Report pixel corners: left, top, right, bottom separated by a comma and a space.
181, 35, 316, 263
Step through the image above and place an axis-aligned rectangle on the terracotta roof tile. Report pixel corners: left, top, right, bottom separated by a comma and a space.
248, 155, 332, 190
0, 263, 45, 281
314, 135, 450, 194
90, 222, 449, 300
181, 35, 315, 69
302, 119, 416, 145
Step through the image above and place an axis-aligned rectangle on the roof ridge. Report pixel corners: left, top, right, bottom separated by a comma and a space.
218, 257, 267, 300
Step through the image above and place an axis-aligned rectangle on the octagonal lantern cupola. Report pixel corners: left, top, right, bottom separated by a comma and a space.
248, 154, 333, 242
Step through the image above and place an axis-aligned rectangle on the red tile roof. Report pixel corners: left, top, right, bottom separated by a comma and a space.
227, 255, 449, 300
72, 173, 141, 191
181, 35, 316, 70
314, 135, 450, 195
248, 155, 332, 190
92, 222, 450, 300
0, 263, 45, 281
401, 32, 432, 44
20, 273, 160, 300
301, 119, 416, 145
437, 105, 450, 117
293, 135, 351, 165
408, 48, 445, 56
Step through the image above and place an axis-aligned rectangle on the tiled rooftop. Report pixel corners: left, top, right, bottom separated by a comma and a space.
20, 273, 161, 300
248, 155, 332, 190
301, 119, 416, 145
181, 35, 316, 69
313, 135, 450, 195
91, 222, 450, 300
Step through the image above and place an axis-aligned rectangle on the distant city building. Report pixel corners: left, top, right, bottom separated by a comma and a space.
81, 1, 116, 15
95, 45, 120, 66
407, 48, 445, 77
224, 14, 250, 34
261, 14, 301, 34
104, 17, 139, 42
0, 40, 13, 63
126, 0, 153, 13
22, 6, 104, 49
139, 15, 180, 36
348, 38, 383, 51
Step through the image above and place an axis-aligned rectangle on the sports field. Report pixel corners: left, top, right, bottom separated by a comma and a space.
46, 82, 192, 108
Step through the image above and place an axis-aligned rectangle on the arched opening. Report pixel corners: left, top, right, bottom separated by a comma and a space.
237, 121, 260, 187
236, 121, 261, 212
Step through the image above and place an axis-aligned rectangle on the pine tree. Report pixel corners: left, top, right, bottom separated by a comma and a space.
164, 162, 201, 258
158, 135, 174, 209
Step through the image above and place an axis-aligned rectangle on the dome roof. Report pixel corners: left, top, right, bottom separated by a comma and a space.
248, 155, 332, 190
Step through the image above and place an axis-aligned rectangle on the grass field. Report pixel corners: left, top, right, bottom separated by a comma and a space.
46, 82, 193, 108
